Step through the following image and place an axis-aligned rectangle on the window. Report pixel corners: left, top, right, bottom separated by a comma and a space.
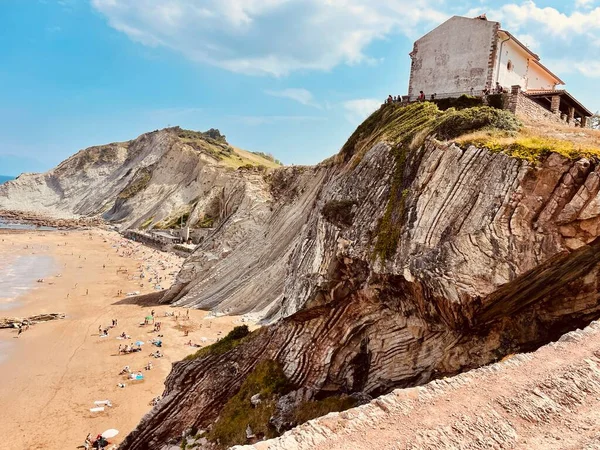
507, 60, 514, 71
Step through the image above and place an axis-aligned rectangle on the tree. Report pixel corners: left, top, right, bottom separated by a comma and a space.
590, 112, 600, 130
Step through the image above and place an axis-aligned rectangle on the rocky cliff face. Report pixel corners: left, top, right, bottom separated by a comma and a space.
234, 320, 600, 450
119, 104, 600, 449
0, 127, 278, 230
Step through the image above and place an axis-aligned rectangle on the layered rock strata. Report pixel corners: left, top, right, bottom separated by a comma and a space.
235, 321, 600, 450
120, 132, 600, 448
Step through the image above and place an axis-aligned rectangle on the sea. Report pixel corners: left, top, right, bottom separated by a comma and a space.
0, 175, 13, 184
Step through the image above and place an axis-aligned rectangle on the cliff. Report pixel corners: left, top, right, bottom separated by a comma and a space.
118, 103, 600, 449
0, 127, 279, 230
234, 320, 600, 450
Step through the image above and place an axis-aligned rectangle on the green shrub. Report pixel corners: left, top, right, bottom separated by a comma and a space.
207, 360, 292, 448
433, 95, 483, 111
433, 107, 521, 140
486, 94, 506, 110
185, 325, 251, 360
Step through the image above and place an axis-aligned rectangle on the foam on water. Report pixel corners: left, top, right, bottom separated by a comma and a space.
0, 221, 56, 231
0, 254, 57, 311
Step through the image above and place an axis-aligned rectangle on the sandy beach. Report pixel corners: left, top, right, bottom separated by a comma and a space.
0, 228, 250, 450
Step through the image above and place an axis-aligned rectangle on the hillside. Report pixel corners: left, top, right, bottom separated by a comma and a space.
0, 127, 279, 229
118, 103, 600, 449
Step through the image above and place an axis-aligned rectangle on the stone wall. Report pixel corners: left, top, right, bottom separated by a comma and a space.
507, 86, 575, 127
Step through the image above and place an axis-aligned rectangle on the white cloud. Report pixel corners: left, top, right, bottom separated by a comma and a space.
576, 0, 596, 10
265, 88, 320, 108
551, 59, 600, 78
343, 98, 381, 123
492, 2, 600, 37
487, 1, 600, 80
91, 0, 447, 76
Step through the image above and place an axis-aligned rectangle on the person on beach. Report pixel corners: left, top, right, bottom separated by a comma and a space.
98, 325, 102, 336
83, 433, 92, 450
17, 326, 23, 337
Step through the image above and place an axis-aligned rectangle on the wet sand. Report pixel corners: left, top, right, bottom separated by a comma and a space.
0, 229, 251, 449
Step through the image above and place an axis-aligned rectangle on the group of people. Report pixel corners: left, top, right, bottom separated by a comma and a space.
386, 82, 508, 106
83, 433, 111, 450
483, 82, 506, 95
118, 343, 142, 354
386, 94, 404, 104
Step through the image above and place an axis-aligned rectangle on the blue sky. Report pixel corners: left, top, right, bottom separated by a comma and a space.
1, 0, 599, 175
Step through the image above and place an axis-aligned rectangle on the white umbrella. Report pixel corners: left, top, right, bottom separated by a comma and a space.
102, 429, 119, 439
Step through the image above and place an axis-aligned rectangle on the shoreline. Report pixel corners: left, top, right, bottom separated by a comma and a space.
0, 228, 251, 449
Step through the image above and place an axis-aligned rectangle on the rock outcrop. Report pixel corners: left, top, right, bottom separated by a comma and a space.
0, 127, 279, 230
119, 104, 600, 449
0, 313, 66, 328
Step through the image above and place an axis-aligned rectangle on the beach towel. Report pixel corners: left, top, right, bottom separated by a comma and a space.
90, 407, 104, 412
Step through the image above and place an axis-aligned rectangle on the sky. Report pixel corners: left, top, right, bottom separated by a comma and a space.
1, 0, 600, 175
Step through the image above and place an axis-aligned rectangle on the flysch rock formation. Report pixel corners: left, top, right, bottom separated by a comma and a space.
119, 104, 600, 449
233, 320, 600, 450
0, 127, 277, 231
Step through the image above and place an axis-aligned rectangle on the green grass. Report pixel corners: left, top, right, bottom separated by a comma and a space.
458, 131, 600, 162
185, 325, 251, 360
251, 151, 282, 165
207, 359, 292, 448
140, 216, 154, 230
293, 396, 358, 424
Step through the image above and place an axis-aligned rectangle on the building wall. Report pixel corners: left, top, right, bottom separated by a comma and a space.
408, 16, 498, 99
494, 39, 530, 90
526, 62, 557, 90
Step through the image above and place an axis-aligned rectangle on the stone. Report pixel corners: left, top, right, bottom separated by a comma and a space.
250, 394, 262, 407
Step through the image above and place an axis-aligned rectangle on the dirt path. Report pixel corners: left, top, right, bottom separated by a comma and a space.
0, 229, 252, 450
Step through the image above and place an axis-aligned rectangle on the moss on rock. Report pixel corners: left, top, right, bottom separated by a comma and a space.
207, 359, 292, 448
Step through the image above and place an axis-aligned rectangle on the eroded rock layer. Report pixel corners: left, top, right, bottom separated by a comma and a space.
120, 130, 600, 448
235, 321, 600, 450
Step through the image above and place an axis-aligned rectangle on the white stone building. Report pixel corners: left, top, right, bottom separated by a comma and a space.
407, 15, 591, 125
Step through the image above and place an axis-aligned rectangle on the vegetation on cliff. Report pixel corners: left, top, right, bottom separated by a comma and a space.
457, 127, 600, 162
185, 325, 252, 360
117, 166, 153, 200
207, 359, 292, 447
344, 102, 521, 260
339, 102, 520, 165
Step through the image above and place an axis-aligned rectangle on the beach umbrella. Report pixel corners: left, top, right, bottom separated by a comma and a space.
135, 341, 144, 346
101, 429, 119, 439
